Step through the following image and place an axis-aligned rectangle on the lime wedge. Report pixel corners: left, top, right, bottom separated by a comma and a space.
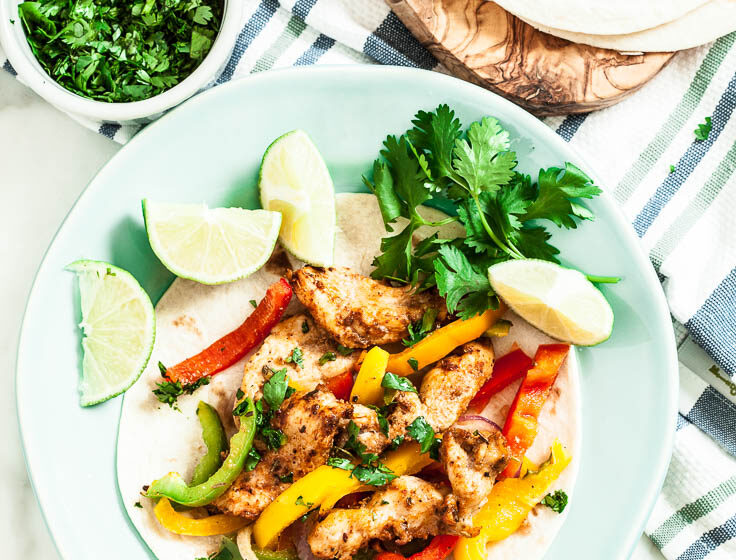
143, 200, 281, 284
258, 130, 336, 267
488, 259, 614, 346
66, 260, 156, 406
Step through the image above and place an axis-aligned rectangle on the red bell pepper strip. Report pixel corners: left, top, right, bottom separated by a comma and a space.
166, 278, 292, 384
376, 535, 459, 560
468, 347, 533, 412
500, 344, 570, 479
324, 370, 354, 401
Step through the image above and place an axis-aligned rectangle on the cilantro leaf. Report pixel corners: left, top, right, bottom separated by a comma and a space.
406, 416, 437, 454
352, 464, 397, 486
152, 377, 210, 411
408, 104, 463, 184
434, 245, 497, 319
336, 344, 354, 356
262, 368, 290, 411
364, 160, 402, 230
327, 457, 354, 470
285, 347, 304, 369
523, 163, 600, 229
694, 116, 712, 141
319, 352, 337, 366
245, 448, 261, 471
381, 372, 418, 393
452, 117, 516, 196
541, 490, 568, 513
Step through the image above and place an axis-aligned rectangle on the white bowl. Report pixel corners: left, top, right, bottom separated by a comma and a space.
0, 0, 242, 124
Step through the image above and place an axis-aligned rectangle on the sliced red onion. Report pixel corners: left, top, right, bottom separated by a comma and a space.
294, 511, 319, 560
454, 414, 501, 433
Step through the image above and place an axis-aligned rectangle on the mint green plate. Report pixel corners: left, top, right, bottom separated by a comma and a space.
16, 66, 677, 559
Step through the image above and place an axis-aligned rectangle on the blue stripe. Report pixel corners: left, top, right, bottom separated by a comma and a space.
294, 34, 335, 66
363, 11, 436, 69
632, 72, 736, 237
98, 123, 120, 139
292, 0, 317, 19
555, 113, 589, 142
3, 60, 17, 76
686, 386, 736, 457
676, 512, 736, 559
216, 0, 279, 84
685, 266, 736, 379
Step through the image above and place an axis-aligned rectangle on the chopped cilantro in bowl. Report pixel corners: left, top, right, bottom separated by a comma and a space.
1, 0, 241, 122
17, 0, 224, 103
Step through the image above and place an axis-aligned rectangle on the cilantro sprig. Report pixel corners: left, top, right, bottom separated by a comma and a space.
18, 0, 223, 103
328, 421, 397, 487
364, 105, 617, 319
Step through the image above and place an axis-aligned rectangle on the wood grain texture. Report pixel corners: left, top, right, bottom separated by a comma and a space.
387, 0, 675, 115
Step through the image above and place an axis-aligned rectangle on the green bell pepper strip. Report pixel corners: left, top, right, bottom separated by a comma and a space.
252, 548, 298, 560
190, 401, 228, 486
146, 398, 256, 507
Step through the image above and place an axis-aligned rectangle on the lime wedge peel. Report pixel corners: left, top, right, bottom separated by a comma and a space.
66, 260, 156, 406
143, 200, 282, 285
258, 129, 336, 267
488, 259, 614, 346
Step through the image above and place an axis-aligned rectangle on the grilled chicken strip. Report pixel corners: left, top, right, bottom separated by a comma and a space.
290, 266, 445, 348
388, 340, 496, 440
337, 403, 390, 455
308, 476, 452, 560
214, 389, 351, 519
240, 314, 360, 401
440, 427, 510, 527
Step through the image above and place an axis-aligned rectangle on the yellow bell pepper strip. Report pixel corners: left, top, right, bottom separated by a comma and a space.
387, 303, 507, 376
153, 498, 248, 536
253, 442, 434, 549
454, 440, 572, 560
146, 398, 256, 507
320, 441, 434, 511
349, 347, 390, 405
190, 401, 228, 486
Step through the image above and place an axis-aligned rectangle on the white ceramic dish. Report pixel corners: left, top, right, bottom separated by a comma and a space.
0, 0, 242, 124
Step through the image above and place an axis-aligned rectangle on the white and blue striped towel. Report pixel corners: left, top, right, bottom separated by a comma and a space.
2, 1, 735, 557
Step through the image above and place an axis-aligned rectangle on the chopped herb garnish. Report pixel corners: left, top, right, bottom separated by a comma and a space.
17, 0, 223, 103
367, 405, 391, 436
245, 448, 261, 471
406, 416, 437, 454
295, 496, 314, 507
152, 377, 210, 411
279, 472, 294, 483
301, 320, 310, 334
285, 347, 304, 369
134, 501, 143, 508
390, 435, 405, 450
319, 352, 337, 365
262, 368, 290, 411
540, 490, 568, 513
158, 361, 168, 377
402, 308, 439, 346
669, 164, 676, 174
327, 457, 354, 470
232, 397, 252, 417
407, 358, 419, 372
380, 500, 389, 505
250, 299, 257, 308
352, 463, 396, 486
381, 372, 418, 393
336, 344, 354, 356
694, 116, 712, 141
236, 388, 245, 400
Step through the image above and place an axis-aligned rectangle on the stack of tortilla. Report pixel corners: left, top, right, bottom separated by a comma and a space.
494, 0, 736, 52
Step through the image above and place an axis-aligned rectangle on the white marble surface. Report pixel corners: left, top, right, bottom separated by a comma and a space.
0, 69, 666, 560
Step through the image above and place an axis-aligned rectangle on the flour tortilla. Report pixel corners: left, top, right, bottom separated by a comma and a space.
493, 0, 708, 35
517, 0, 736, 52
117, 193, 580, 560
